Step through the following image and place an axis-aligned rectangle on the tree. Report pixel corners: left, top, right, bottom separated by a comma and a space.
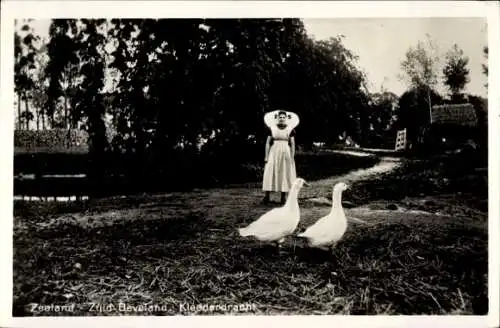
46, 19, 108, 197
442, 44, 470, 102
14, 19, 39, 130
42, 18, 375, 192
398, 36, 441, 148
467, 94, 488, 152
270, 29, 370, 148
30, 43, 50, 130
397, 85, 443, 147
45, 20, 82, 128
19, 110, 34, 130
400, 36, 440, 90
367, 90, 399, 147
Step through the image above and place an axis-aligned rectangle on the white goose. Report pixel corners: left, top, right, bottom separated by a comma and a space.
238, 178, 309, 248
297, 182, 349, 252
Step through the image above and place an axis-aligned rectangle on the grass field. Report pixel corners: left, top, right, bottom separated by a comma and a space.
12, 151, 488, 316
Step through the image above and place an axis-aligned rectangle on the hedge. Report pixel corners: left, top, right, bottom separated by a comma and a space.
14, 129, 89, 152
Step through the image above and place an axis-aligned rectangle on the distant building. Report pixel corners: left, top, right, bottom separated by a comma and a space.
427, 103, 480, 150
430, 103, 478, 127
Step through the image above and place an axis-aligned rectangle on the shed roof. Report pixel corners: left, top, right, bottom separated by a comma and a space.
431, 103, 478, 127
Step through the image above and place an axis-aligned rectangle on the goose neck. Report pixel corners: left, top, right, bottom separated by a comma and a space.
285, 186, 300, 209
331, 189, 343, 210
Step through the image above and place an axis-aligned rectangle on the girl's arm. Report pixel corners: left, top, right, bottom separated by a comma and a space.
265, 136, 272, 162
290, 136, 295, 159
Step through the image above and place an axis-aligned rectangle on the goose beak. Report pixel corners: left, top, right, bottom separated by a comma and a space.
303, 181, 311, 187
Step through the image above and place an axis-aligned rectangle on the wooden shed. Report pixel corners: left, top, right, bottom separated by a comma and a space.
430, 103, 478, 127
427, 103, 480, 149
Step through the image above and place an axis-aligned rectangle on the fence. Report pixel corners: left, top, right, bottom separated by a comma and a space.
394, 129, 407, 151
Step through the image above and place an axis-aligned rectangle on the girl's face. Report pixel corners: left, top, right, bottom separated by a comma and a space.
278, 114, 286, 124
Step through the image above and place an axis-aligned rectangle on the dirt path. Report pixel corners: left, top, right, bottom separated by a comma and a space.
300, 154, 401, 198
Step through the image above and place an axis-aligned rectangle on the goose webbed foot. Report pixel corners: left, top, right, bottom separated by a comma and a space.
330, 243, 340, 258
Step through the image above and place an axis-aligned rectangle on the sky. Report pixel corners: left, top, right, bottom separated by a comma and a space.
25, 17, 488, 98
302, 17, 488, 98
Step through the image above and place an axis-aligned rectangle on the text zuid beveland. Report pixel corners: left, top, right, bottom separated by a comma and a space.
88, 302, 169, 313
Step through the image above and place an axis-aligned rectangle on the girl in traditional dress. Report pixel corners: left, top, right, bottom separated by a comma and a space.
262, 110, 299, 204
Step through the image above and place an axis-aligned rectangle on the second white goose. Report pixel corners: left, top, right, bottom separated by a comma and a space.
297, 182, 349, 252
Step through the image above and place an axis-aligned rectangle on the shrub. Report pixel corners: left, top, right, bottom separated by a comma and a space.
14, 129, 89, 153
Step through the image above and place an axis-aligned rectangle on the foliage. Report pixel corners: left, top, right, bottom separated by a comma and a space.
36, 18, 375, 195
29, 47, 50, 130
344, 153, 487, 207
365, 91, 399, 148
399, 36, 440, 89
45, 20, 79, 126
442, 44, 470, 101
14, 19, 39, 130
467, 94, 488, 152
396, 85, 443, 147
272, 34, 370, 146
14, 129, 88, 153
45, 19, 109, 196
397, 37, 443, 149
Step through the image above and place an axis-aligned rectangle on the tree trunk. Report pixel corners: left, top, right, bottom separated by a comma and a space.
50, 110, 55, 129
41, 110, 46, 130
64, 96, 69, 129
426, 89, 431, 122
24, 93, 30, 130
36, 108, 40, 130
17, 93, 22, 130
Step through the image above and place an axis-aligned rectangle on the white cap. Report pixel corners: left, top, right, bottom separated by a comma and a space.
264, 110, 300, 130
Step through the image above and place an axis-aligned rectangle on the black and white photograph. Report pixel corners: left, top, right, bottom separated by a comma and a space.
1, 1, 499, 327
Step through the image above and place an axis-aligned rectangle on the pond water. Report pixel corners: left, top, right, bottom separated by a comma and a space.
15, 173, 87, 179
13, 152, 401, 203
14, 195, 89, 202
14, 173, 89, 202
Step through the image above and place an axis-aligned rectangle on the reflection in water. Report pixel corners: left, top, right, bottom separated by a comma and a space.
15, 174, 87, 180
15, 173, 89, 202
13, 195, 89, 202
